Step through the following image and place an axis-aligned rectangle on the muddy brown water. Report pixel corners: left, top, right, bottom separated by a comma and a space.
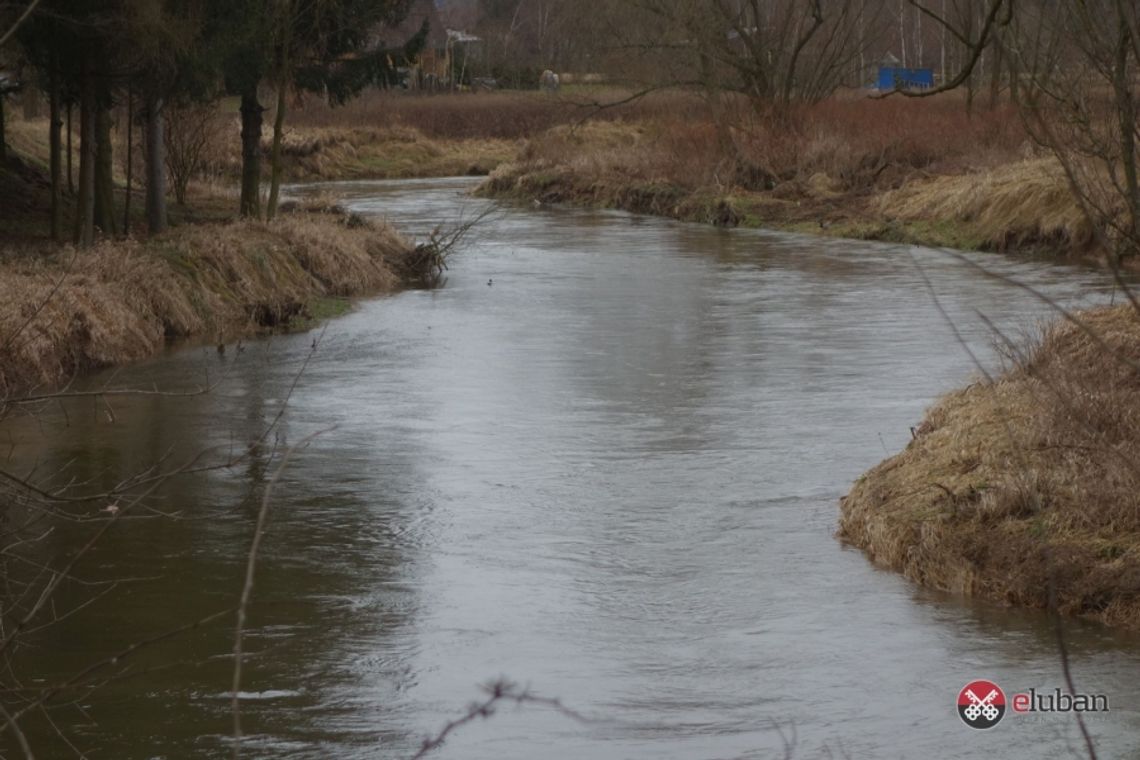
4, 177, 1139, 759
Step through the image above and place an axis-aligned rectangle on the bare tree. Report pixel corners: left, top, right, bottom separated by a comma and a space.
0, 0, 44, 49
889, 0, 1140, 264
625, 0, 887, 105
164, 101, 226, 205
1017, 1, 1140, 262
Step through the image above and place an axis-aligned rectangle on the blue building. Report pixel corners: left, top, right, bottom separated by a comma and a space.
876, 66, 935, 91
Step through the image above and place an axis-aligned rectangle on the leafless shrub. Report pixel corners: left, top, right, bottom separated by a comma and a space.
164, 103, 230, 205
398, 205, 498, 289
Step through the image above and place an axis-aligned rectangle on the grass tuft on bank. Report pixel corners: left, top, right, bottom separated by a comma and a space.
0, 207, 419, 396
839, 305, 1140, 629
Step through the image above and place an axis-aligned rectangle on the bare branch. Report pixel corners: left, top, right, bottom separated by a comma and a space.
876, 0, 1012, 98
410, 679, 589, 760
0, 0, 44, 48
231, 425, 333, 759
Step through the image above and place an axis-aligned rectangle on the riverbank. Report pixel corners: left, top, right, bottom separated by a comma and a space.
479, 150, 1089, 256
0, 204, 428, 396
475, 113, 1097, 261
839, 305, 1140, 629
256, 126, 513, 181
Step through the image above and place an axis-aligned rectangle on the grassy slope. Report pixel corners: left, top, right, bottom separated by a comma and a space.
0, 208, 420, 395
839, 307, 1140, 629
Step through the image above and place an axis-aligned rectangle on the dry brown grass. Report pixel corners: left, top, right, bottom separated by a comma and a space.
285, 89, 709, 140
878, 159, 1094, 252
0, 209, 415, 395
491, 95, 1026, 196
236, 89, 710, 182
288, 91, 578, 140
477, 94, 1065, 253
244, 125, 514, 181
839, 306, 1140, 629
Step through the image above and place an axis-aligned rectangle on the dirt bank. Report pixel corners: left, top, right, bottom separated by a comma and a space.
838, 306, 1140, 629
0, 206, 432, 396
478, 156, 1076, 254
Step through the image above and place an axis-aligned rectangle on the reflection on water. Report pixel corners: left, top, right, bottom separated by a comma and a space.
4, 177, 1139, 759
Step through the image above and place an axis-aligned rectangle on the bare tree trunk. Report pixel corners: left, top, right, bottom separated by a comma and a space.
239, 89, 264, 219
0, 0, 45, 49
267, 0, 293, 221
977, 5, 986, 88
93, 103, 117, 236
915, 3, 923, 65
989, 38, 1003, 108
940, 0, 947, 83
66, 102, 73, 195
899, 0, 907, 66
266, 84, 287, 220
0, 92, 6, 163
1007, 40, 1018, 102
123, 85, 133, 235
1113, 14, 1140, 256
145, 93, 167, 234
75, 72, 96, 247
22, 90, 41, 120
858, 5, 866, 84
49, 58, 62, 242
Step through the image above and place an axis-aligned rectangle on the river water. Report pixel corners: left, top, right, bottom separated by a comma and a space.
5, 177, 1139, 759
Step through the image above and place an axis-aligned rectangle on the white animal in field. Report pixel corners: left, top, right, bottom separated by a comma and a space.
540, 69, 560, 92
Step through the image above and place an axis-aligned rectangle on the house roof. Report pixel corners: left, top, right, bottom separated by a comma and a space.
375, 0, 448, 52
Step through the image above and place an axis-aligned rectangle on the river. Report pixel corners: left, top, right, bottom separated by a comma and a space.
4, 177, 1138, 759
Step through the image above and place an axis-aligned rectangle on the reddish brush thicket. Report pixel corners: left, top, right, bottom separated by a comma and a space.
284, 89, 1027, 197
286, 89, 708, 140
431, 89, 1029, 194
653, 94, 1027, 193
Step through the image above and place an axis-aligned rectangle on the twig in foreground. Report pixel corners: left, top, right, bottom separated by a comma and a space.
231, 426, 333, 760
411, 678, 589, 760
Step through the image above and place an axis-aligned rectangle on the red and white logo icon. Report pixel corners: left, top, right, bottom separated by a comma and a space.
958, 680, 1006, 729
